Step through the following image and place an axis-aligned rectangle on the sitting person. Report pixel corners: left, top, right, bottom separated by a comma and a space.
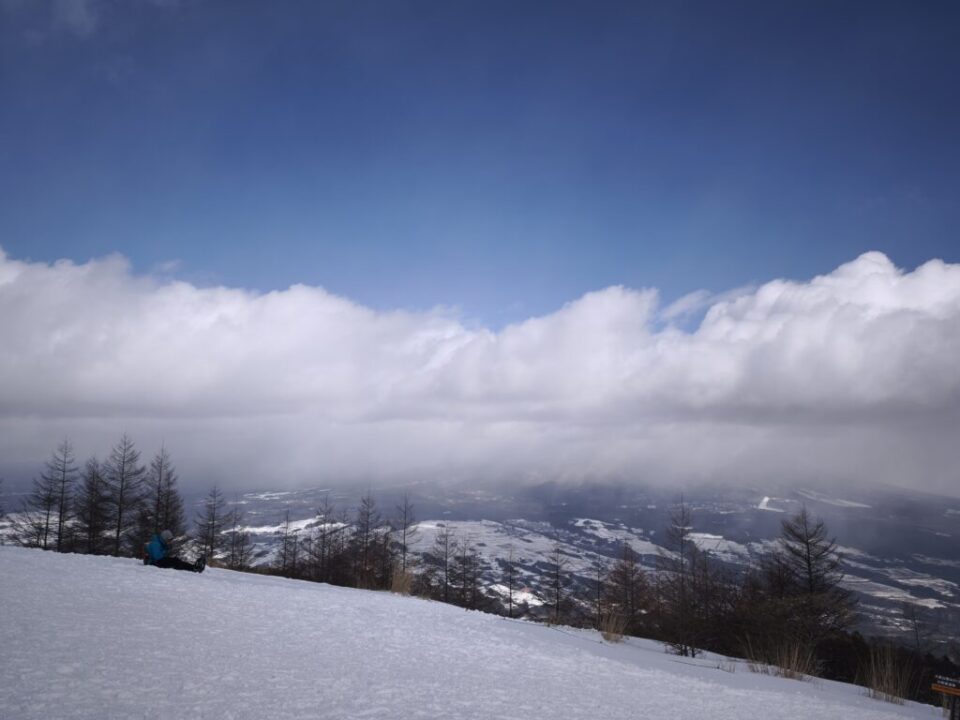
144, 529, 206, 573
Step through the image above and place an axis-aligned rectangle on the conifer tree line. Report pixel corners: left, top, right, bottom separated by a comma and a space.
246, 492, 957, 705
8, 436, 188, 557
256, 491, 427, 596
594, 500, 861, 663
262, 490, 501, 613
5, 445, 956, 704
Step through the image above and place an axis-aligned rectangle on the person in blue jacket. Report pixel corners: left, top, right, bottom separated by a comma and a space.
145, 529, 206, 573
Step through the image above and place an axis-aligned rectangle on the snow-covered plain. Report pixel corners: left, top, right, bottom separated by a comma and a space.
0, 546, 941, 720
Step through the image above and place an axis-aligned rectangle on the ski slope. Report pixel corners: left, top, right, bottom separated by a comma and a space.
0, 546, 941, 720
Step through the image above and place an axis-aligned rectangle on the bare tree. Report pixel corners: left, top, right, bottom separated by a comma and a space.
130, 446, 186, 558
394, 492, 419, 576
899, 602, 927, 653
105, 434, 147, 556
306, 493, 340, 582
12, 473, 57, 549
42, 439, 78, 552
11, 478, 54, 550
777, 506, 857, 641
546, 538, 570, 624
195, 484, 227, 560
590, 556, 606, 629
351, 491, 383, 588
780, 507, 844, 592
689, 544, 732, 652
326, 504, 352, 586
735, 507, 857, 673
275, 510, 302, 576
504, 544, 517, 618
431, 524, 456, 603
224, 502, 254, 570
453, 536, 483, 609
73, 458, 112, 554
605, 542, 648, 636
658, 497, 700, 656
146, 445, 185, 538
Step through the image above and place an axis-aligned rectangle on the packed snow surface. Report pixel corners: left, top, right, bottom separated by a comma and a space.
687, 533, 751, 562
0, 547, 940, 720
796, 489, 873, 509
841, 574, 946, 609
757, 496, 785, 512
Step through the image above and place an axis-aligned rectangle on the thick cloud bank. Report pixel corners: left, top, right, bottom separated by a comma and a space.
1, 249, 958, 494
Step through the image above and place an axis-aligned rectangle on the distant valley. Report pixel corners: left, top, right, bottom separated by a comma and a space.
218, 480, 960, 652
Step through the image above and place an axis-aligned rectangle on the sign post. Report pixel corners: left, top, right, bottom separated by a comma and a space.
932, 675, 960, 720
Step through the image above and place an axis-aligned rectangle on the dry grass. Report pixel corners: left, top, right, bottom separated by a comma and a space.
772, 642, 819, 680
864, 644, 911, 705
390, 570, 414, 595
742, 636, 819, 681
599, 613, 629, 643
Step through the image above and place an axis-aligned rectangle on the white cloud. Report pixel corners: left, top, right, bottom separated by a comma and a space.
1, 248, 959, 495
659, 285, 755, 324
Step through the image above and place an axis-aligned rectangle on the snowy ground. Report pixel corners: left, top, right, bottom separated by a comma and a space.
0, 546, 942, 720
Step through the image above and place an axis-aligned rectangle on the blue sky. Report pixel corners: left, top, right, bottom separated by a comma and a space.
2, 2, 960, 494
2, 1, 957, 325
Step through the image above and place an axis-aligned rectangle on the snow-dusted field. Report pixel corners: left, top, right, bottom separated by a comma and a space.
0, 546, 942, 720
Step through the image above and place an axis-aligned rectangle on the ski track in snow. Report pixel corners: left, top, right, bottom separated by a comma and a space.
0, 547, 940, 720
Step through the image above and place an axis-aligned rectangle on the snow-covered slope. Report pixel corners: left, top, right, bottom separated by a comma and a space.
0, 547, 941, 720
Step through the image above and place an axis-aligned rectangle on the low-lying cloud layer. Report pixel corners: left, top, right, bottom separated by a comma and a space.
1, 248, 958, 495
